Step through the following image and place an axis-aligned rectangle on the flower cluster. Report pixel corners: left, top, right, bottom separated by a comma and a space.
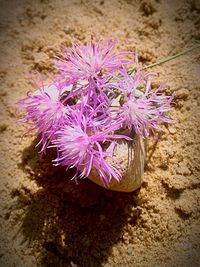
17, 36, 174, 186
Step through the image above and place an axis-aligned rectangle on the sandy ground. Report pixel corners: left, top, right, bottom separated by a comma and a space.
0, 0, 200, 266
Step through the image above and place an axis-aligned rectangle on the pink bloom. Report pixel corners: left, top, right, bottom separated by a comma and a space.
17, 83, 69, 153
55, 36, 131, 82
113, 69, 174, 137
17, 36, 175, 188
54, 37, 132, 103
52, 108, 131, 186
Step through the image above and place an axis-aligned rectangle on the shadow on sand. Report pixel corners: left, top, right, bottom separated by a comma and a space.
14, 138, 146, 267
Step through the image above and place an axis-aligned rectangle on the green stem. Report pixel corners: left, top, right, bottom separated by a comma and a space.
141, 43, 200, 70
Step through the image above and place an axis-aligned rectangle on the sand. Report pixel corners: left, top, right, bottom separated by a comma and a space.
0, 0, 200, 266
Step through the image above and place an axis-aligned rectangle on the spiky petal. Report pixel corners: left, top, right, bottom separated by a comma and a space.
113, 69, 174, 137
52, 108, 131, 186
56, 37, 131, 81
17, 84, 69, 153
55, 37, 132, 103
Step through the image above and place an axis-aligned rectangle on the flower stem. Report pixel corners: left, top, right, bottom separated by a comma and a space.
128, 42, 200, 74
141, 43, 200, 70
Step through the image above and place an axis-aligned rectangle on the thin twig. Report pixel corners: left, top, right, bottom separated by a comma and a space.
141, 43, 200, 70
128, 43, 200, 73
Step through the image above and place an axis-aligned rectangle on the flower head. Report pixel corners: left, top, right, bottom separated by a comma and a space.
54, 37, 132, 104
55, 36, 131, 83
17, 83, 69, 153
52, 107, 131, 186
113, 69, 174, 137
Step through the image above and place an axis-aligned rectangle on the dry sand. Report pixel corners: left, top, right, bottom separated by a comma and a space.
0, 0, 200, 266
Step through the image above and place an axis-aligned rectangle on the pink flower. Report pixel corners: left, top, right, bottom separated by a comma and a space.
56, 36, 131, 82
17, 83, 69, 153
17, 36, 175, 188
54, 37, 132, 103
113, 69, 174, 137
52, 107, 131, 186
